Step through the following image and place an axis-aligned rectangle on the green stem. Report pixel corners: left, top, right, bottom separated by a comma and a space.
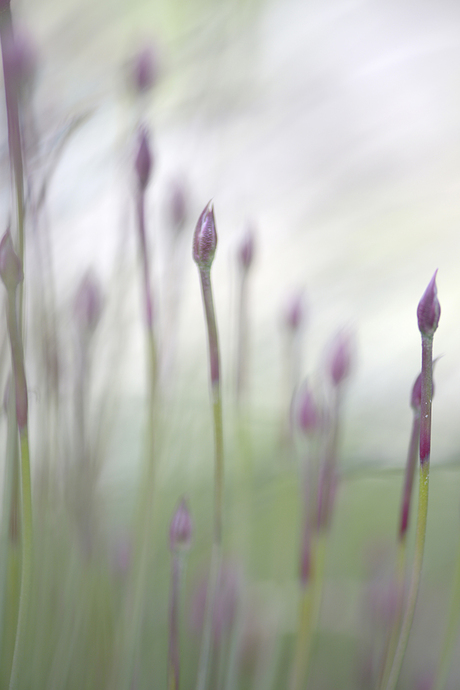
432, 531, 460, 690
383, 462, 430, 690
9, 428, 32, 690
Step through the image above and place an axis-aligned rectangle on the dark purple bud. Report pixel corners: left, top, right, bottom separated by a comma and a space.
237, 228, 255, 271
169, 498, 193, 551
135, 127, 152, 191
74, 270, 103, 335
417, 271, 440, 338
410, 372, 422, 410
0, 231, 23, 291
296, 381, 318, 435
192, 202, 217, 271
129, 44, 157, 94
329, 330, 353, 386
283, 290, 304, 331
167, 179, 187, 233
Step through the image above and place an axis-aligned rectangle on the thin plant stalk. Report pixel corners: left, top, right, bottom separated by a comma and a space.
1, 271, 32, 690
383, 273, 440, 690
168, 554, 184, 690
193, 203, 224, 690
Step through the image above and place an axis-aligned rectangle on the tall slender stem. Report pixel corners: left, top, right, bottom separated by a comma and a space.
383, 335, 434, 690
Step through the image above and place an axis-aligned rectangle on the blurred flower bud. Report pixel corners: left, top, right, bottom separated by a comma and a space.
237, 228, 255, 272
283, 290, 304, 331
166, 179, 187, 234
73, 270, 103, 335
0, 231, 23, 291
169, 498, 193, 552
129, 44, 158, 94
328, 330, 353, 387
5, 28, 38, 97
295, 381, 318, 435
192, 202, 217, 271
135, 127, 153, 191
417, 271, 440, 338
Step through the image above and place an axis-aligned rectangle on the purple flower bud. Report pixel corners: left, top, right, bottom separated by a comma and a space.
169, 498, 193, 551
237, 228, 255, 271
328, 330, 353, 387
129, 44, 157, 94
283, 290, 304, 331
192, 202, 217, 271
135, 127, 152, 191
73, 270, 103, 335
417, 271, 440, 338
166, 179, 187, 233
0, 231, 23, 291
295, 381, 318, 435
5, 28, 38, 96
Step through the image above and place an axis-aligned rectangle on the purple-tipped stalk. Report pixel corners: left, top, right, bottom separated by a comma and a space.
192, 202, 223, 543
383, 272, 440, 690
235, 227, 255, 406
168, 499, 193, 690
193, 203, 224, 690
280, 289, 306, 446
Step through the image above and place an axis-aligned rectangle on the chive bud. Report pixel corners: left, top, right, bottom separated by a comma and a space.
192, 202, 217, 271
237, 228, 255, 271
130, 44, 157, 94
329, 330, 353, 387
283, 290, 304, 331
167, 179, 187, 234
73, 270, 103, 335
417, 271, 440, 338
135, 127, 152, 191
169, 498, 193, 552
0, 231, 23, 291
296, 381, 318, 435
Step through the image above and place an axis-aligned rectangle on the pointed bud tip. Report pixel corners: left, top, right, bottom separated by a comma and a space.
192, 202, 217, 270
294, 381, 319, 435
417, 271, 440, 338
129, 44, 158, 94
170, 498, 193, 551
283, 289, 305, 331
74, 270, 104, 335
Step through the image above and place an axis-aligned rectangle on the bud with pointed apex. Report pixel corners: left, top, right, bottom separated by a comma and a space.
192, 202, 217, 271
135, 127, 152, 191
0, 231, 23, 291
417, 271, 440, 338
238, 229, 255, 271
329, 330, 353, 387
169, 498, 193, 552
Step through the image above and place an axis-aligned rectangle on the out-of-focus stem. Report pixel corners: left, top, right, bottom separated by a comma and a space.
236, 270, 249, 407
432, 530, 460, 690
168, 554, 182, 690
0, 6, 25, 317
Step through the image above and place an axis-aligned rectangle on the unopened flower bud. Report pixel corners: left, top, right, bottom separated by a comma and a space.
192, 202, 217, 271
5, 28, 38, 96
283, 290, 304, 331
74, 271, 103, 335
129, 44, 157, 94
296, 381, 318, 435
135, 127, 152, 191
0, 231, 23, 291
417, 271, 440, 338
238, 228, 255, 271
329, 330, 353, 386
167, 179, 187, 234
169, 498, 193, 551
